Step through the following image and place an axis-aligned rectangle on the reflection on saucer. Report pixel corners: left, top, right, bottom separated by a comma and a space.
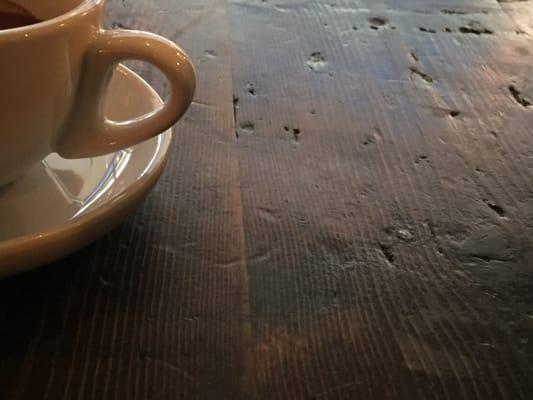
44, 150, 133, 218
0, 150, 128, 239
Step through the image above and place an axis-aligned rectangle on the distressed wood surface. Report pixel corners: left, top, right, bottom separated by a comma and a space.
1, 0, 533, 399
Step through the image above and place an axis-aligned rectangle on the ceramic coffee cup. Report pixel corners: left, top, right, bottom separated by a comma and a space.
0, 0, 196, 186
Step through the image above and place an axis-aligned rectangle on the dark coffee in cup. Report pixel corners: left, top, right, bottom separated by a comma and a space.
0, 1, 40, 30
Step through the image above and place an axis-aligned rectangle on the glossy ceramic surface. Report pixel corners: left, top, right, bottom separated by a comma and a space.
0, 0, 194, 185
0, 66, 172, 277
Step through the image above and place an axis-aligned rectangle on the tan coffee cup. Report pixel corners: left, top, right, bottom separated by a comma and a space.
0, 0, 196, 186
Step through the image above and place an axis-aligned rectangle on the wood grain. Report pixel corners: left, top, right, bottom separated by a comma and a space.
1, 0, 533, 399
228, 0, 533, 398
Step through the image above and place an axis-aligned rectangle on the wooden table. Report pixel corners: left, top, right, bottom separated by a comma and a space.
2, 0, 533, 398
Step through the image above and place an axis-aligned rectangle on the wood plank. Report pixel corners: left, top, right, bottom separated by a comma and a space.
228, 0, 533, 398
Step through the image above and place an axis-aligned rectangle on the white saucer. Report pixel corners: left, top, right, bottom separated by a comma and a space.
0, 65, 172, 278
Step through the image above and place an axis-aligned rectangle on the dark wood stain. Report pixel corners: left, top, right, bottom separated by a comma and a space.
1, 0, 533, 399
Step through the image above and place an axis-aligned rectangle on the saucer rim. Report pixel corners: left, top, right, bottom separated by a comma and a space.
0, 66, 172, 277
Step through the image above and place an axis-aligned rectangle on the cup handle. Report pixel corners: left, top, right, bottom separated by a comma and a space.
56, 30, 196, 158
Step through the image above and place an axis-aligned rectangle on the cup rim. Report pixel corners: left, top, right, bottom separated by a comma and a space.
0, 0, 102, 37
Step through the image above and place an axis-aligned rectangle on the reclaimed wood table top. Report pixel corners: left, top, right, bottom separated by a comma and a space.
2, 0, 533, 398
